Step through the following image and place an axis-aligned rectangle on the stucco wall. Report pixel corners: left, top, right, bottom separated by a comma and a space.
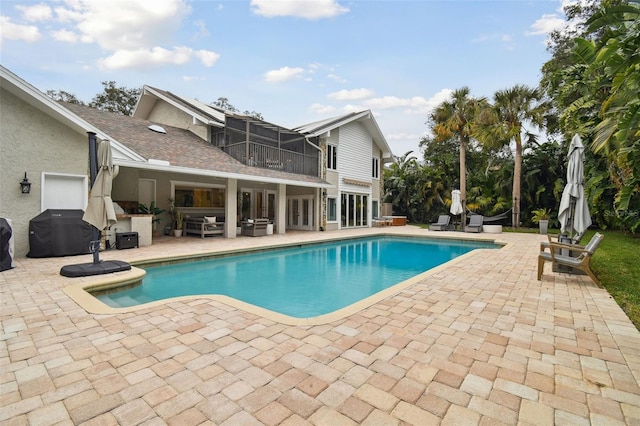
0, 88, 88, 257
147, 101, 208, 141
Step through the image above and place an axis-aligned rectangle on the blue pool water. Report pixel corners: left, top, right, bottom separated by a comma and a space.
96, 236, 496, 317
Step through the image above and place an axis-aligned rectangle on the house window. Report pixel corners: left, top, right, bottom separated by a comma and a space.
174, 186, 225, 208
327, 197, 337, 222
327, 144, 337, 170
372, 157, 380, 179
372, 200, 379, 218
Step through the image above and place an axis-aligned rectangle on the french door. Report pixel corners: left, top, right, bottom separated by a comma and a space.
341, 193, 368, 228
287, 196, 314, 230
242, 189, 276, 222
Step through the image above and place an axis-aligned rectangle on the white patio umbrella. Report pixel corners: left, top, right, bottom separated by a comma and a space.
558, 134, 592, 241
450, 189, 464, 215
83, 139, 119, 262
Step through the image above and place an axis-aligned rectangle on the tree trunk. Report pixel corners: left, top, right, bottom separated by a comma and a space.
460, 136, 467, 228
512, 137, 522, 228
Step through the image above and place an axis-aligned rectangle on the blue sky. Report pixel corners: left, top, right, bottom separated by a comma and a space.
0, 0, 571, 156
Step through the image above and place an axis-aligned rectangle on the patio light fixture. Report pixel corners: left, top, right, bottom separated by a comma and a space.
20, 172, 31, 194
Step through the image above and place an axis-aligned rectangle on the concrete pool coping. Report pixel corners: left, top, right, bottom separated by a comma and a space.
63, 233, 506, 326
2, 226, 638, 425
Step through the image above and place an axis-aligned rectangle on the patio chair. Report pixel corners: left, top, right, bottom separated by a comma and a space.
241, 218, 269, 237
429, 215, 451, 231
537, 232, 604, 287
540, 232, 585, 251
465, 215, 483, 233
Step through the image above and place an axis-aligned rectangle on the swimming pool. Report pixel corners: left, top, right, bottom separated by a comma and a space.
95, 236, 497, 318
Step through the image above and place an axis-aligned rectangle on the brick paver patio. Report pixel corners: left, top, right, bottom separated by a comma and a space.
1, 227, 639, 425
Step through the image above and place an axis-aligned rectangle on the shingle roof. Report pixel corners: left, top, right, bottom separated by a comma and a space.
63, 102, 328, 186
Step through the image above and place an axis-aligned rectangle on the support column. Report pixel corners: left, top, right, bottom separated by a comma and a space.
225, 178, 237, 238
277, 183, 286, 234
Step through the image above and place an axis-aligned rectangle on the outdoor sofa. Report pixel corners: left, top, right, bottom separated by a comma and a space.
184, 216, 225, 238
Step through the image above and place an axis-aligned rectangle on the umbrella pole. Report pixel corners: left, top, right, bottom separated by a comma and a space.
88, 132, 101, 265
568, 197, 576, 241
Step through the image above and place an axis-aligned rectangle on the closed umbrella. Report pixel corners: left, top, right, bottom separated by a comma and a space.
83, 139, 119, 263
450, 189, 463, 215
558, 134, 592, 241
61, 133, 130, 277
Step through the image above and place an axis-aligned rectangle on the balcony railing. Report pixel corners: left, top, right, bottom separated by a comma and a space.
224, 142, 319, 177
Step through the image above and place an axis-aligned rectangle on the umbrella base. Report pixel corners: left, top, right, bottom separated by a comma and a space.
60, 260, 131, 278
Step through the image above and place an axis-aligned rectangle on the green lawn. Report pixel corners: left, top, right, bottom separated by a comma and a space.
587, 230, 640, 330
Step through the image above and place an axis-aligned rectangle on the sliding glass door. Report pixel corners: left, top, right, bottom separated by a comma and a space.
341, 193, 368, 228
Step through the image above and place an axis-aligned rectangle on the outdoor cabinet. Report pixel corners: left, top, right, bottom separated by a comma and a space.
116, 232, 139, 249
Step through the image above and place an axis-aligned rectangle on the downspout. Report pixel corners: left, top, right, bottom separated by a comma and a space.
245, 118, 250, 165
305, 136, 323, 178
305, 137, 325, 231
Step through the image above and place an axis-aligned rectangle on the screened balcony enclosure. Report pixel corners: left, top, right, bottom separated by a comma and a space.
212, 115, 320, 177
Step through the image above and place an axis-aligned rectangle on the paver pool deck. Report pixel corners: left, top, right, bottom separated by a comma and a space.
1, 227, 639, 425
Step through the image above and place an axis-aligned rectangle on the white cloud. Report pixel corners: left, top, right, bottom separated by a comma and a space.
310, 103, 338, 115
195, 50, 220, 67
472, 33, 513, 44
12, 0, 220, 71
51, 29, 79, 43
364, 96, 427, 109
53, 5, 83, 24
193, 20, 209, 38
363, 89, 452, 116
0, 16, 41, 42
527, 13, 566, 36
99, 46, 218, 70
183, 75, 204, 82
342, 104, 364, 113
264, 66, 305, 83
55, 0, 191, 51
16, 3, 52, 22
251, 0, 349, 19
327, 73, 347, 84
328, 88, 374, 101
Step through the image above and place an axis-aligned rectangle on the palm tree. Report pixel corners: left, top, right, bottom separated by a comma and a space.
476, 85, 548, 227
430, 87, 487, 227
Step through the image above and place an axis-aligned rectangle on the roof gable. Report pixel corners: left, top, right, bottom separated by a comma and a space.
295, 110, 393, 161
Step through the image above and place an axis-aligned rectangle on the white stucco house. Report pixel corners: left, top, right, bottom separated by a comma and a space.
0, 65, 393, 258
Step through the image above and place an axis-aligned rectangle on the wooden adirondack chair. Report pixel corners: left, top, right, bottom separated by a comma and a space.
537, 232, 604, 287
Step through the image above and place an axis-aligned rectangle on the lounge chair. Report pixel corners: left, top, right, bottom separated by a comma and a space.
429, 215, 451, 231
537, 232, 604, 287
465, 215, 483, 233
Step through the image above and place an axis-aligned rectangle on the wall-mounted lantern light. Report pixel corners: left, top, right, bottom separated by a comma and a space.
20, 172, 31, 194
